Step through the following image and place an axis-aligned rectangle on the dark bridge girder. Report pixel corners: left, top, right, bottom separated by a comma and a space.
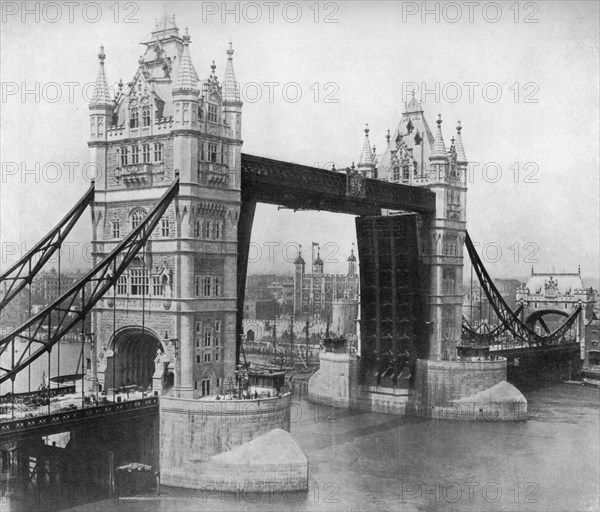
240, 153, 436, 215
237, 153, 436, 365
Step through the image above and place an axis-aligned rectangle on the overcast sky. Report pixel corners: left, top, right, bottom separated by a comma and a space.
1, 1, 598, 282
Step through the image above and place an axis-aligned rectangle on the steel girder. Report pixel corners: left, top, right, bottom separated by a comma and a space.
0, 185, 95, 312
465, 231, 581, 347
0, 180, 179, 384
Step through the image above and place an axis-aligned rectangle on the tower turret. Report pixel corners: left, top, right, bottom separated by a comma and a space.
88, 45, 113, 190
222, 43, 243, 189
172, 28, 200, 129
89, 45, 113, 141
313, 249, 324, 274
428, 114, 448, 181
171, 28, 200, 183
347, 247, 357, 276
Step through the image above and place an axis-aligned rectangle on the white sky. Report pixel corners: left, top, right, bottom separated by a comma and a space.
1, 1, 598, 281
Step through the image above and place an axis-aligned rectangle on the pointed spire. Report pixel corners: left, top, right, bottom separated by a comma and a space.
454, 121, 467, 163
90, 45, 112, 107
173, 31, 199, 96
223, 42, 241, 103
358, 124, 375, 170
430, 114, 447, 160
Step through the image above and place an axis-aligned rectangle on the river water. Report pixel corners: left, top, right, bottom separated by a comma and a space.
65, 382, 599, 512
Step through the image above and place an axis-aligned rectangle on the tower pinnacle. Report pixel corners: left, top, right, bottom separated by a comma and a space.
358, 124, 376, 175
430, 114, 447, 159
223, 43, 241, 103
90, 44, 112, 107
173, 33, 199, 95
454, 121, 467, 163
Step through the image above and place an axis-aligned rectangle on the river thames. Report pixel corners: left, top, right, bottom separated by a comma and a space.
63, 382, 599, 512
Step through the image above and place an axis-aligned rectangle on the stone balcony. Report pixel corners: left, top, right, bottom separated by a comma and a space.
198, 162, 229, 187
116, 163, 165, 187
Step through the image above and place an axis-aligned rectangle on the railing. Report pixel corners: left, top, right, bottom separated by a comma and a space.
0, 385, 76, 405
0, 396, 158, 435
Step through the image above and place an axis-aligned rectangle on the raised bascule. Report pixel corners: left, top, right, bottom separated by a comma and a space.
0, 13, 593, 493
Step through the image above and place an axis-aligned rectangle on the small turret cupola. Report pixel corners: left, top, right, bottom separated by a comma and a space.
294, 246, 305, 267
313, 249, 324, 274
347, 247, 357, 276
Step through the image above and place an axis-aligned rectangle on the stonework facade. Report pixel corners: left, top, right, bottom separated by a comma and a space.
90, 15, 242, 399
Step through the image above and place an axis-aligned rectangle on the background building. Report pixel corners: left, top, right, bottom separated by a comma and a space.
293, 246, 359, 321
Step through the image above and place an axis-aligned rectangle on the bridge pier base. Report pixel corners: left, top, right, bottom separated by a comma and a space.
414, 358, 527, 421
307, 352, 527, 420
159, 395, 297, 490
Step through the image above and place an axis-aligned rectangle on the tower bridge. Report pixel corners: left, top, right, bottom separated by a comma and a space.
0, 13, 593, 494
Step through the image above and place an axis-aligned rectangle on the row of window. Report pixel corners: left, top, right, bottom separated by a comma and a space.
112, 214, 225, 241
194, 276, 223, 297
199, 142, 226, 164
197, 103, 220, 123
194, 219, 223, 240
196, 320, 222, 339
128, 101, 219, 129
111, 216, 170, 239
392, 164, 414, 182
115, 271, 166, 296
118, 143, 163, 166
129, 106, 153, 128
195, 320, 222, 362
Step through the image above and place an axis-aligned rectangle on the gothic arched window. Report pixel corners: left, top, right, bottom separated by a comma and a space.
142, 105, 151, 127
130, 107, 139, 128
130, 209, 146, 230
402, 164, 410, 181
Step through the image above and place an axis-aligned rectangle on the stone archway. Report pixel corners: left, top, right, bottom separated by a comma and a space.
110, 327, 163, 390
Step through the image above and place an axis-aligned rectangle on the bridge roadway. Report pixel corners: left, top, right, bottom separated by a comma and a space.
492, 342, 581, 359
0, 396, 158, 444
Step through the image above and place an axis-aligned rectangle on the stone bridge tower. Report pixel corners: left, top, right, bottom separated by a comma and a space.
89, 15, 242, 399
377, 96, 468, 361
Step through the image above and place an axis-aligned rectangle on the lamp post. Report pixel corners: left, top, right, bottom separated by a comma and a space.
89, 331, 98, 402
